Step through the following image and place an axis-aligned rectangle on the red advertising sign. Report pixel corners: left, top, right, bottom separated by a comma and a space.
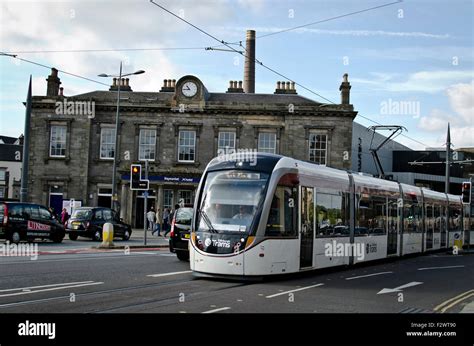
27, 220, 51, 231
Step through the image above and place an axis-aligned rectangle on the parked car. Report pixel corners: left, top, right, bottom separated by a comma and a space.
169, 207, 193, 261
0, 202, 65, 243
66, 207, 132, 241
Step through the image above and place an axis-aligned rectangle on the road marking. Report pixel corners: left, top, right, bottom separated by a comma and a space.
345, 271, 393, 281
202, 307, 231, 314
147, 270, 192, 278
0, 281, 103, 298
0, 281, 96, 293
434, 290, 474, 313
266, 283, 324, 298
377, 282, 423, 295
418, 265, 465, 271
0, 253, 159, 265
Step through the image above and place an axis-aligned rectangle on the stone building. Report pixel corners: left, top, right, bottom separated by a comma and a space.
0, 135, 23, 200
25, 31, 357, 227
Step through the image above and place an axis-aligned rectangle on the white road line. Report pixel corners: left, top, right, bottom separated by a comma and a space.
0, 282, 104, 298
418, 265, 465, 271
0, 253, 155, 265
266, 283, 324, 298
0, 281, 96, 293
345, 271, 394, 281
147, 270, 192, 278
202, 307, 231, 314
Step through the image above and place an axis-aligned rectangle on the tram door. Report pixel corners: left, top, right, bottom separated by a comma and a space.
387, 199, 398, 256
300, 187, 314, 268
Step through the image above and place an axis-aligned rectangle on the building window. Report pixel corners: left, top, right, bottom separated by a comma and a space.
164, 189, 174, 209
0, 170, 5, 181
0, 187, 4, 199
217, 131, 236, 155
50, 125, 67, 157
258, 133, 276, 154
100, 127, 116, 160
178, 130, 196, 162
309, 133, 327, 165
178, 190, 193, 205
139, 129, 156, 161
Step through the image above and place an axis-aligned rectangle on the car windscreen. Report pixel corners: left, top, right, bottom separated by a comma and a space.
176, 208, 193, 225
71, 209, 92, 220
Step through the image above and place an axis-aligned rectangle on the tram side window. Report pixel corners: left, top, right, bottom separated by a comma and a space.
404, 200, 422, 233
316, 191, 349, 237
426, 205, 434, 232
448, 205, 461, 232
265, 186, 298, 237
356, 196, 387, 236
434, 204, 441, 232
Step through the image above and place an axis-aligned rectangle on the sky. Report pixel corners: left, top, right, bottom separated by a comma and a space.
0, 0, 473, 149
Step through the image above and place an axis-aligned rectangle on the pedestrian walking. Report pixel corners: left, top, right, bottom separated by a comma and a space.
164, 204, 180, 237
146, 207, 156, 232
152, 209, 161, 236
60, 208, 70, 227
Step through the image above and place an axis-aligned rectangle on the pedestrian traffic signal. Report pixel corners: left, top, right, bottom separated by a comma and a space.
462, 182, 471, 204
130, 164, 149, 190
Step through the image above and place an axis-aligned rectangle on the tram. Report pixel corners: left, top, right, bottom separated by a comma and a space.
190, 153, 473, 277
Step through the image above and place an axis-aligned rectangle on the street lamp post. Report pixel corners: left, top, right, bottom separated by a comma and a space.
99, 63, 145, 212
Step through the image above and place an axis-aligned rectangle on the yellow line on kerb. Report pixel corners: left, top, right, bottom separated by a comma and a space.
434, 289, 474, 313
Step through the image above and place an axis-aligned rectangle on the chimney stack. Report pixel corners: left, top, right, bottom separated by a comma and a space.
46, 68, 61, 97
339, 73, 351, 105
274, 81, 297, 94
160, 78, 176, 92
243, 30, 256, 94
109, 78, 132, 92
227, 80, 244, 93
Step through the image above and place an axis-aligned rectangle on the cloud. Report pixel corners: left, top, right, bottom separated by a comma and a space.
214, 26, 451, 39
352, 70, 474, 94
417, 81, 474, 148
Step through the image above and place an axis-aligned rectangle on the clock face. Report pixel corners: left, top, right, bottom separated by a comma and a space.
182, 81, 198, 97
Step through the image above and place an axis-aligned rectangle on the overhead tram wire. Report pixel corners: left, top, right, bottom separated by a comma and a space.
207, 0, 403, 49
3, 1, 402, 55
0, 52, 109, 87
3, 46, 208, 54
148, 1, 428, 148
149, 0, 333, 104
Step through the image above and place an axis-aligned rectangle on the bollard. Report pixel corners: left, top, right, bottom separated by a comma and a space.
100, 222, 114, 248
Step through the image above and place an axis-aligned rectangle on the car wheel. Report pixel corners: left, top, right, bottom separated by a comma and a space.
9, 231, 21, 244
176, 251, 189, 261
122, 229, 130, 241
93, 230, 102, 241
52, 235, 63, 243
69, 233, 78, 241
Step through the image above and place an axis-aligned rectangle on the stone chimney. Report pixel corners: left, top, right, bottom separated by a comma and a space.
243, 30, 256, 94
109, 78, 132, 92
339, 73, 351, 105
226, 80, 244, 93
46, 68, 61, 97
160, 79, 176, 92
274, 80, 297, 94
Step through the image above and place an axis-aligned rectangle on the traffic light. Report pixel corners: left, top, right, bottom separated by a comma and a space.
131, 164, 142, 189
462, 182, 471, 204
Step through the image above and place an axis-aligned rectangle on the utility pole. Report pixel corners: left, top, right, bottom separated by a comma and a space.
143, 160, 148, 246
20, 76, 32, 202
446, 123, 451, 194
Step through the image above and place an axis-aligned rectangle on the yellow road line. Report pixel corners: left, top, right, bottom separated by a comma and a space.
434, 289, 474, 313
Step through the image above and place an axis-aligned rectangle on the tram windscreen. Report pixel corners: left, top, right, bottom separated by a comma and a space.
196, 170, 269, 234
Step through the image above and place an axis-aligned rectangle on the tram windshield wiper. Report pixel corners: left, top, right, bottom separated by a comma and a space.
198, 208, 218, 233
